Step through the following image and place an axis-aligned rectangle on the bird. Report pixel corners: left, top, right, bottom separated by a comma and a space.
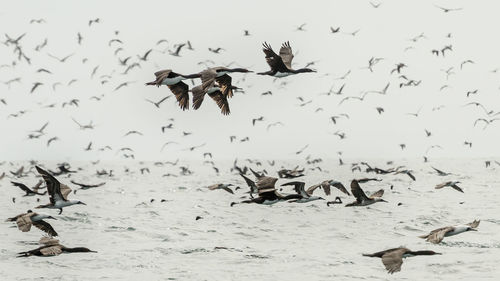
6, 210, 57, 236
330, 27, 340, 33
70, 180, 105, 191
252, 116, 264, 126
48, 53, 74, 63
208, 47, 224, 54
11, 181, 46, 196
145, 96, 170, 108
435, 5, 463, 13
31, 122, 49, 134
31, 82, 43, 93
123, 130, 143, 137
231, 176, 300, 206
47, 137, 59, 147
192, 84, 231, 115
17, 238, 96, 257
146, 69, 201, 110
363, 248, 441, 274
431, 166, 452, 176
419, 220, 480, 244
435, 181, 464, 193
281, 181, 325, 203
199, 66, 250, 98
345, 179, 386, 207
307, 180, 350, 196
207, 183, 234, 194
34, 166, 86, 214
169, 43, 185, 56
137, 49, 153, 61
257, 42, 315, 77
295, 23, 307, 31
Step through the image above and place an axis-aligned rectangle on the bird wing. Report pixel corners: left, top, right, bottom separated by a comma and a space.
167, 81, 189, 111
282, 181, 308, 197
11, 181, 33, 194
221, 186, 234, 194
451, 184, 464, 193
331, 181, 350, 196
351, 180, 369, 202
40, 245, 62, 256
16, 214, 33, 232
369, 189, 384, 199
467, 220, 480, 229
262, 42, 288, 72
306, 184, 320, 195
60, 184, 72, 199
33, 220, 58, 236
381, 249, 405, 274
36, 166, 64, 203
208, 90, 230, 115
279, 41, 294, 69
426, 227, 453, 244
215, 74, 234, 98
406, 171, 416, 181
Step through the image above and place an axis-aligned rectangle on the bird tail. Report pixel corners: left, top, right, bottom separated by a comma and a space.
145, 81, 157, 86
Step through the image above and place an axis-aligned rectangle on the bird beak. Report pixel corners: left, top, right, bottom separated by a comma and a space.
79, 202, 87, 205
48, 216, 57, 220
469, 229, 478, 231
381, 199, 388, 203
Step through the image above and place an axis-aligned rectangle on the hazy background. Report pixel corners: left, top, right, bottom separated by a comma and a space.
1, 0, 499, 162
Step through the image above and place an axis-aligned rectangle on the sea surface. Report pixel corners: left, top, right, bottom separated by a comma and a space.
0, 159, 499, 280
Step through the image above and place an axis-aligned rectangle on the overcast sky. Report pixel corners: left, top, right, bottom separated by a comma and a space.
1, 0, 499, 162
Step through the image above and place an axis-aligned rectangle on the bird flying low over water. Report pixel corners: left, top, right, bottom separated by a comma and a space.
258, 41, 315, 77
419, 220, 480, 244
6, 210, 58, 236
281, 181, 325, 203
207, 183, 234, 194
34, 166, 86, 214
146, 69, 201, 110
363, 248, 441, 274
435, 181, 464, 193
345, 179, 386, 207
17, 238, 96, 257
231, 175, 301, 206
11, 180, 46, 196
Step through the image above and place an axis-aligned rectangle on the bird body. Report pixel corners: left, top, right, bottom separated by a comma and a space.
363, 247, 440, 274
419, 220, 479, 243
34, 166, 86, 214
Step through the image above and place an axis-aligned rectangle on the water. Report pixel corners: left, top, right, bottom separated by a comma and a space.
1, 159, 499, 280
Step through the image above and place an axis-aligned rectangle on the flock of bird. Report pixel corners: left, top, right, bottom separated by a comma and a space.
202, 162, 481, 274
6, 165, 94, 257
0, 2, 497, 276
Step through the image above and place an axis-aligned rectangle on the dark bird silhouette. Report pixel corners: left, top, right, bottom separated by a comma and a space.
363, 248, 440, 274
257, 42, 315, 77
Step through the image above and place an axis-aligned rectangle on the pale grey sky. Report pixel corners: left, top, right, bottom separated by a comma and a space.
1, 0, 499, 161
